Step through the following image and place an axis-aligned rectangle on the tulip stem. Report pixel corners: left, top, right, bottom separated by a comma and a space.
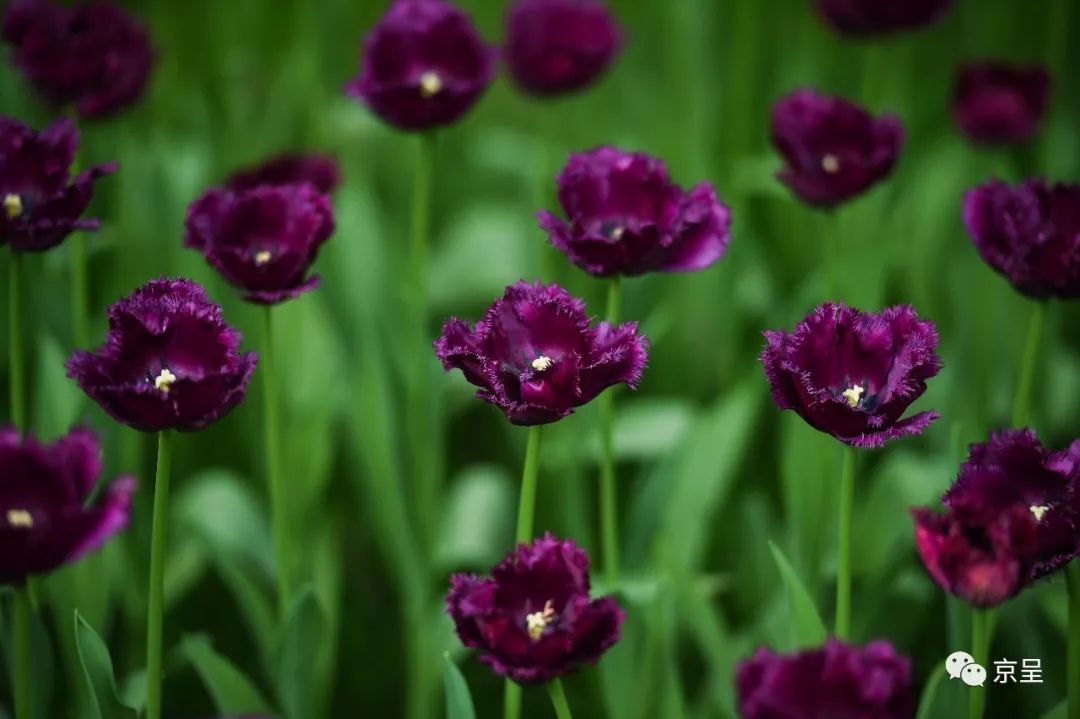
547, 679, 574, 719
146, 430, 172, 719
598, 276, 621, 582
70, 234, 90, 349
969, 608, 994, 719
12, 586, 31, 719
504, 682, 522, 719
9, 252, 26, 430
1067, 564, 1080, 719
532, 130, 551, 281
262, 306, 293, 618
1011, 301, 1044, 428
835, 445, 855, 640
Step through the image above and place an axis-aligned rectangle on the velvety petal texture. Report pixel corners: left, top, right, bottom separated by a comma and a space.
0, 426, 134, 585
953, 62, 1051, 145
963, 179, 1080, 299
505, 0, 621, 96
736, 639, 913, 719
771, 89, 904, 208
812, 0, 954, 37
447, 534, 624, 684
67, 278, 257, 432
912, 429, 1080, 608
184, 183, 335, 304
760, 302, 941, 448
226, 153, 342, 196
435, 281, 648, 425
2, 0, 154, 119
0, 116, 115, 252
538, 147, 732, 277
345, 0, 496, 131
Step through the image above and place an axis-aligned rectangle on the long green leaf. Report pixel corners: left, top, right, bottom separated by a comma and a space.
442, 653, 477, 719
767, 541, 826, 649
180, 635, 272, 714
276, 585, 327, 719
73, 612, 137, 719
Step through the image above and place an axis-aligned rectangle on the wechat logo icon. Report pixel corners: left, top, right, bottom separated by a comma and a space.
946, 651, 987, 687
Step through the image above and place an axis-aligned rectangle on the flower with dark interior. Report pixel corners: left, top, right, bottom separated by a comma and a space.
0, 116, 115, 252
736, 639, 913, 719
345, 0, 496, 131
953, 62, 1051, 145
771, 89, 904, 208
2, 0, 154, 119
435, 281, 647, 425
811, 0, 955, 37
0, 426, 134, 585
760, 302, 941, 448
912, 429, 1080, 607
538, 146, 731, 277
226, 153, 342, 196
67, 278, 257, 432
505, 0, 621, 96
184, 183, 335, 304
447, 533, 624, 684
962, 179, 1080, 300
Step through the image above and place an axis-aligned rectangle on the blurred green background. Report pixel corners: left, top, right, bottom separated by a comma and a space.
1, 0, 1078, 717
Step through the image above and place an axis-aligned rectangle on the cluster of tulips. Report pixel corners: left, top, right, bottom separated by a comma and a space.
0, 0, 1076, 717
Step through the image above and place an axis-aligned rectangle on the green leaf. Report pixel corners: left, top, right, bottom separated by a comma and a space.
913, 660, 966, 719
767, 541, 826, 649
74, 612, 137, 719
180, 635, 272, 714
435, 464, 514, 571
275, 585, 327, 719
1041, 700, 1066, 719
442, 653, 477, 719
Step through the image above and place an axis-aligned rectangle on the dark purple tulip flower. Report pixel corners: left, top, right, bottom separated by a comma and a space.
538, 147, 732, 277
447, 533, 624, 684
761, 303, 941, 448
67, 278, 257, 433
184, 183, 335, 304
505, 0, 621, 97
0, 426, 134, 585
345, 0, 496, 132
0, 116, 115, 252
2, 0, 154, 119
953, 62, 1051, 145
963, 179, 1080, 300
913, 429, 1080, 607
771, 89, 904, 208
736, 639, 913, 719
226, 153, 342, 196
435, 281, 648, 425
812, 0, 954, 37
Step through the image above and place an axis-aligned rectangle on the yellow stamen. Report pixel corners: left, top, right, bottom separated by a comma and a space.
822, 154, 840, 174
610, 226, 624, 240
6, 509, 33, 528
1030, 504, 1050, 521
3, 194, 23, 220
254, 250, 272, 266
531, 355, 554, 372
526, 600, 556, 641
419, 71, 442, 98
154, 368, 177, 393
841, 384, 864, 408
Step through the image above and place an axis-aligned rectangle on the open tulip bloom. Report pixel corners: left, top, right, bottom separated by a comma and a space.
226, 152, 342, 196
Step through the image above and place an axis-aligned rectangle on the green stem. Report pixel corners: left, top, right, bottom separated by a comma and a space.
70, 234, 89, 349
532, 127, 551, 281
504, 683, 522, 719
146, 431, 172, 719
262, 307, 293, 618
546, 679, 573, 719
598, 277, 621, 581
13, 586, 31, 719
1011, 301, 1045, 428
9, 252, 25, 430
969, 609, 994, 719
1068, 564, 1080, 719
835, 445, 855, 640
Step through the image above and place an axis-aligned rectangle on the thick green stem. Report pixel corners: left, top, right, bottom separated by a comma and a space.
1011, 301, 1044, 428
504, 683, 522, 719
532, 129, 551, 281
146, 431, 172, 719
547, 679, 573, 719
969, 609, 994, 719
262, 307, 293, 618
1068, 564, 1080, 719
9, 252, 25, 430
70, 234, 90, 349
12, 586, 31, 719
835, 446, 855, 640
598, 277, 621, 581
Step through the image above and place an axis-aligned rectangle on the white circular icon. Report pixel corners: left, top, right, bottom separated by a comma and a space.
946, 651, 975, 679
961, 663, 988, 687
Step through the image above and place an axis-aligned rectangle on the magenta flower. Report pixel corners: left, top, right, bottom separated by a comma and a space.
345, 0, 496, 132
447, 534, 624, 684
67, 278, 257, 433
538, 147, 732, 277
435, 281, 647, 425
736, 639, 913, 719
963, 179, 1080, 300
2, 0, 154, 119
226, 153, 342, 196
0, 116, 115, 252
505, 0, 621, 97
771, 89, 904, 208
913, 429, 1080, 607
812, 0, 954, 37
761, 303, 941, 448
0, 427, 134, 585
953, 62, 1051, 145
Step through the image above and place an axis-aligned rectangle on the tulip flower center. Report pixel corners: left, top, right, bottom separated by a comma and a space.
5, 509, 34, 528
841, 384, 865, 408
525, 599, 556, 641
154, 367, 177, 393
821, 154, 840, 174
3, 193, 23, 220
254, 250, 273, 266
1030, 504, 1050, 521
531, 355, 554, 372
419, 71, 442, 99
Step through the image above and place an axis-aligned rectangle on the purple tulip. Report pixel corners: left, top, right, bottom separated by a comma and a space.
0, 116, 115, 252
505, 0, 621, 97
67, 278, 257, 433
447, 534, 624, 684
435, 281, 648, 425
811, 0, 954, 37
736, 639, 913, 719
913, 429, 1080, 607
184, 183, 335, 304
771, 89, 904, 208
345, 0, 496, 132
953, 62, 1051, 145
0, 426, 134, 585
538, 146, 732, 277
963, 179, 1080, 300
226, 153, 342, 196
761, 302, 941, 448
2, 0, 154, 119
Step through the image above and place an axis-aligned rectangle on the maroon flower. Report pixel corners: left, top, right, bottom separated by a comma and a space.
184, 183, 335, 305
435, 281, 647, 425
0, 426, 134, 585
0, 116, 115, 252
771, 89, 904, 208
812, 0, 954, 37
67, 278, 257, 433
345, 0, 496, 132
963, 179, 1080, 300
538, 147, 732, 277
953, 62, 1051, 145
226, 153, 342, 196
2, 0, 154, 119
736, 639, 913, 719
447, 534, 624, 684
505, 0, 621, 97
913, 429, 1080, 607
761, 303, 941, 448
